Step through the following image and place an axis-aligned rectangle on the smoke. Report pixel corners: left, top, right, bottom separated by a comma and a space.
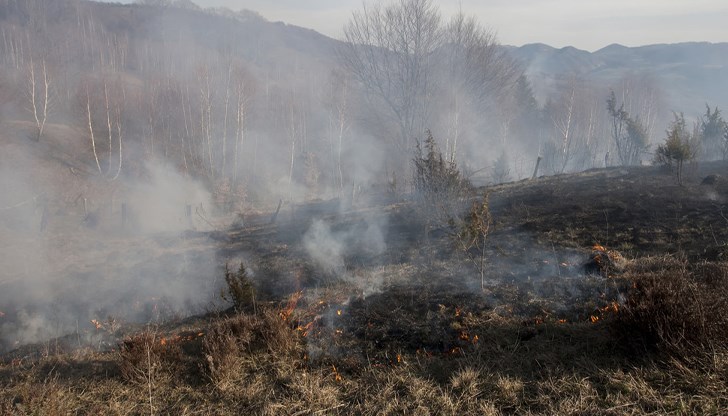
126, 160, 213, 233
0, 156, 224, 353
302, 212, 388, 294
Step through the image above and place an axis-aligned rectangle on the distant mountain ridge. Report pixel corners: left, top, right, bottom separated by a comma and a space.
505, 41, 728, 116
96, 2, 728, 116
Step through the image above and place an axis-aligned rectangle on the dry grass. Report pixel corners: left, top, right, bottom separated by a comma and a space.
616, 256, 728, 368
1, 306, 726, 414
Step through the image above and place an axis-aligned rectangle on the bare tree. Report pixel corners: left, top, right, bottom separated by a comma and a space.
81, 78, 125, 179
546, 82, 576, 173
607, 90, 650, 166
231, 64, 253, 186
544, 76, 603, 173
84, 83, 103, 174
325, 70, 350, 196
442, 12, 520, 107
26, 58, 52, 141
341, 0, 442, 154
196, 64, 215, 179
616, 72, 662, 142
341, 2, 519, 172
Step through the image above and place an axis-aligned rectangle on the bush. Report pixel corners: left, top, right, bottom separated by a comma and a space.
616, 257, 728, 367
454, 193, 492, 289
412, 130, 471, 226
118, 329, 182, 385
221, 262, 256, 311
201, 309, 302, 388
654, 113, 699, 185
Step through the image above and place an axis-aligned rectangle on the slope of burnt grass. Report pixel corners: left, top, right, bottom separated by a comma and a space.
489, 163, 728, 261
2, 164, 728, 414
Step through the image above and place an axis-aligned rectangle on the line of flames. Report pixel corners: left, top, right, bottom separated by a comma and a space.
531, 300, 620, 326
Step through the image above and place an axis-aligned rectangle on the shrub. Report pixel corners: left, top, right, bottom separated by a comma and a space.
201, 314, 258, 388
201, 309, 302, 387
221, 262, 256, 311
118, 329, 182, 385
654, 113, 699, 185
412, 130, 471, 227
454, 193, 492, 289
616, 258, 728, 367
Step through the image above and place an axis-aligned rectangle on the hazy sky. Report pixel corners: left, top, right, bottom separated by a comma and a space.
116, 0, 728, 51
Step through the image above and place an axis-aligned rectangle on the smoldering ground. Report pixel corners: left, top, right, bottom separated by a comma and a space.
0, 160, 224, 353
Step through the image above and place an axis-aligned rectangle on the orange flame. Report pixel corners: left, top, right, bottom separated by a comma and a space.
91, 319, 103, 330
472, 335, 479, 345
396, 354, 402, 363
448, 347, 462, 355
336, 309, 342, 316
601, 301, 619, 313
332, 365, 342, 382
455, 307, 462, 317
160, 338, 167, 346
558, 319, 567, 324
280, 291, 303, 321
590, 315, 599, 323
296, 321, 314, 337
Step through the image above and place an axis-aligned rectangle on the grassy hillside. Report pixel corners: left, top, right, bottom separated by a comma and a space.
1, 1, 727, 414
2, 163, 727, 414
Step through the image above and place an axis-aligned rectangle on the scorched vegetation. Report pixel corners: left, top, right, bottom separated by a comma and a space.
3, 161, 728, 415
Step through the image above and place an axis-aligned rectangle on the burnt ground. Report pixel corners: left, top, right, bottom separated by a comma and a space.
491, 164, 728, 261
1, 162, 728, 414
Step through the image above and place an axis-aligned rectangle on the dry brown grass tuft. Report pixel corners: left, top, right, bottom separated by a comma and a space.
118, 328, 183, 386
0, 373, 76, 415
202, 308, 303, 390
202, 313, 260, 390
617, 257, 728, 367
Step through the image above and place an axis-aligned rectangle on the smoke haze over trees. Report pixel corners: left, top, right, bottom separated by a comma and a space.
1, 0, 726, 194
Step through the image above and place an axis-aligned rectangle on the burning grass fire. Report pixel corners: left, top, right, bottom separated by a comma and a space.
2, 166, 728, 414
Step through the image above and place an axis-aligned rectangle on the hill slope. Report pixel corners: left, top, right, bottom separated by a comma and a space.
2, 162, 728, 413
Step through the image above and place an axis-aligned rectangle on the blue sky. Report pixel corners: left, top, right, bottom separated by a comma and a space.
112, 0, 728, 51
